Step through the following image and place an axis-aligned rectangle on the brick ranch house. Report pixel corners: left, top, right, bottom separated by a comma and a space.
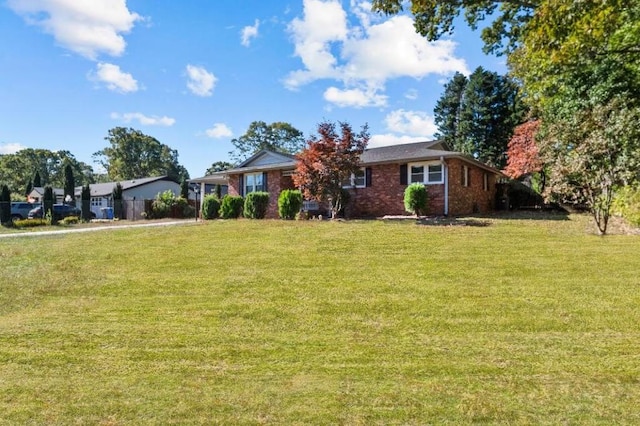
191, 140, 503, 218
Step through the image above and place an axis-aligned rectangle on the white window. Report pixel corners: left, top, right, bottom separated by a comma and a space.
245, 173, 264, 194
91, 197, 102, 207
409, 162, 444, 185
342, 168, 366, 188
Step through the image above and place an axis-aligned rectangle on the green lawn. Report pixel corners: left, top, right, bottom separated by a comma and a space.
1, 216, 639, 424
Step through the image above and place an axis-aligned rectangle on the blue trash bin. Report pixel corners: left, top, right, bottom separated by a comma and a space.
105, 207, 114, 219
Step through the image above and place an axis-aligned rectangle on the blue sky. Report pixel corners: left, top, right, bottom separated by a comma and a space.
0, 0, 506, 178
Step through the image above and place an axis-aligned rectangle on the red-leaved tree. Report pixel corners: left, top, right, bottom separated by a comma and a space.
504, 120, 543, 180
293, 121, 369, 219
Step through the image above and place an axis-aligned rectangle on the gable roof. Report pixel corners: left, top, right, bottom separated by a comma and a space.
73, 176, 175, 197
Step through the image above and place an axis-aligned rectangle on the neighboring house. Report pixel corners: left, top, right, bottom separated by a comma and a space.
28, 187, 65, 204
195, 141, 503, 218
73, 176, 181, 219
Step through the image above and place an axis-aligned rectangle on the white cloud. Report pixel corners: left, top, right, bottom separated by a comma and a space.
404, 89, 418, 100
384, 109, 437, 136
91, 62, 138, 93
205, 123, 233, 138
111, 112, 175, 126
323, 86, 387, 108
0, 142, 27, 154
286, 1, 468, 107
241, 19, 260, 47
367, 109, 437, 148
186, 65, 216, 97
7, 0, 142, 60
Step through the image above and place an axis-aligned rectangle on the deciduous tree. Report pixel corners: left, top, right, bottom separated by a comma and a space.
541, 101, 640, 235
205, 161, 234, 175
293, 121, 369, 219
504, 120, 542, 179
230, 121, 304, 163
93, 127, 189, 183
371, 0, 537, 56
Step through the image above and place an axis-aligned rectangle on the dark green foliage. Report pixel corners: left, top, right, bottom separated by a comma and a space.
112, 183, 123, 219
205, 161, 234, 176
0, 185, 11, 225
434, 67, 526, 168
230, 121, 304, 163
219, 195, 244, 219
24, 179, 32, 197
33, 171, 41, 188
278, 189, 303, 220
64, 163, 75, 205
43, 185, 54, 224
180, 179, 189, 199
243, 192, 270, 219
81, 184, 92, 222
404, 183, 428, 216
201, 195, 221, 220
93, 127, 189, 183
150, 190, 194, 219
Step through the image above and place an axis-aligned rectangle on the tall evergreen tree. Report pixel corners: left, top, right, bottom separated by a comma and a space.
33, 170, 42, 188
81, 184, 92, 222
434, 72, 467, 148
434, 67, 525, 168
24, 179, 33, 197
0, 185, 11, 225
64, 163, 75, 205
112, 182, 123, 219
43, 185, 54, 223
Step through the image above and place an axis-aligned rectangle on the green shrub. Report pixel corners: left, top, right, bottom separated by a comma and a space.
404, 183, 428, 216
150, 190, 194, 219
613, 185, 640, 227
244, 192, 270, 219
201, 195, 221, 220
278, 190, 303, 220
13, 219, 48, 228
219, 195, 244, 219
61, 216, 79, 225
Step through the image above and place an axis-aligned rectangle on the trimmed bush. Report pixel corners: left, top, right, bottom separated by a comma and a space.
61, 216, 79, 225
219, 195, 244, 219
278, 189, 303, 220
244, 192, 270, 219
13, 218, 48, 228
201, 195, 221, 220
404, 183, 428, 216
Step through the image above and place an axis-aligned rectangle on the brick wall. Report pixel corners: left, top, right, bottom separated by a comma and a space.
447, 158, 496, 215
346, 163, 445, 217
227, 171, 294, 218
347, 160, 497, 217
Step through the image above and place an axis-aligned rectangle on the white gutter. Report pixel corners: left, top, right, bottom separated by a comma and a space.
441, 156, 448, 216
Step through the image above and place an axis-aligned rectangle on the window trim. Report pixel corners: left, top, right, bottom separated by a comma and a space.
407, 161, 445, 185
342, 168, 367, 189
483, 172, 489, 191
244, 172, 264, 194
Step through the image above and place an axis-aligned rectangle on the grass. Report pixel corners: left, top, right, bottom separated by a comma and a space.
1, 215, 639, 424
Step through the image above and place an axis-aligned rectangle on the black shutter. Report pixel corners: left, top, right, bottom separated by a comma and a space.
400, 164, 408, 185
239, 174, 244, 196
262, 172, 268, 193
365, 167, 372, 187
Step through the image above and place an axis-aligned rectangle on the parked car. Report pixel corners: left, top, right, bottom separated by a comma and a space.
10, 202, 39, 220
28, 204, 82, 220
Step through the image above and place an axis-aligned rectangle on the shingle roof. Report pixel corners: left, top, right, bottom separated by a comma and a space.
360, 140, 452, 164
73, 176, 173, 197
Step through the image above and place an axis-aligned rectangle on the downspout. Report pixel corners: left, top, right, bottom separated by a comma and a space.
441, 156, 448, 216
